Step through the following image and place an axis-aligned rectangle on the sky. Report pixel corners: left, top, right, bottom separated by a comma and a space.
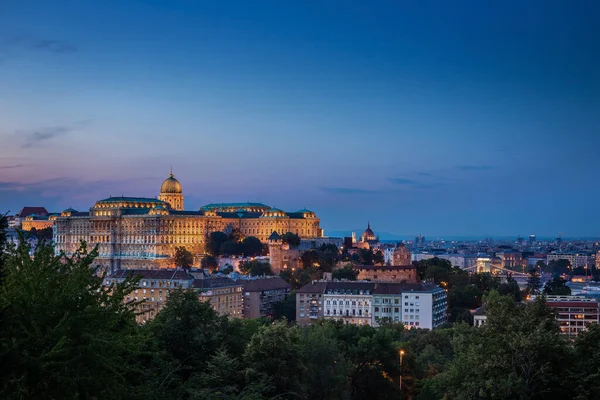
0, 0, 599, 238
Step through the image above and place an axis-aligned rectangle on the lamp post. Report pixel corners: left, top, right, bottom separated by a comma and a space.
399, 349, 405, 391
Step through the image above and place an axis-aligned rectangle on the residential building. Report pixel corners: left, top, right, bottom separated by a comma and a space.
195, 276, 244, 318
547, 253, 594, 269
540, 295, 600, 338
472, 305, 487, 327
324, 282, 374, 325
242, 276, 291, 319
104, 269, 244, 323
297, 281, 447, 330
105, 269, 194, 324
296, 281, 328, 325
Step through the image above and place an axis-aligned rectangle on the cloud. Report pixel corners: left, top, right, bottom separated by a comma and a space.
0, 164, 32, 169
321, 187, 381, 195
456, 165, 495, 171
18, 126, 73, 148
1, 35, 78, 54
388, 178, 418, 185
417, 172, 433, 177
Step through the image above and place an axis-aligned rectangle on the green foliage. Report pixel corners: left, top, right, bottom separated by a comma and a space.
241, 236, 264, 257
0, 213, 7, 285
174, 246, 194, 268
526, 268, 542, 295
244, 321, 306, 398
498, 275, 522, 302
206, 231, 230, 256
333, 265, 358, 281
274, 291, 297, 321
28, 226, 53, 241
548, 259, 571, 276
357, 248, 374, 265
434, 292, 571, 400
0, 237, 152, 399
281, 232, 301, 248
543, 276, 572, 296
239, 260, 273, 276
200, 255, 219, 272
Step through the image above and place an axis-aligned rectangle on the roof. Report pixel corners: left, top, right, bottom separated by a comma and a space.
96, 197, 165, 204
268, 231, 282, 241
297, 280, 443, 295
354, 265, 417, 271
17, 207, 48, 217
215, 211, 264, 219
193, 277, 243, 289
108, 269, 193, 280
243, 277, 291, 292
297, 281, 328, 294
201, 202, 271, 210
472, 305, 487, 316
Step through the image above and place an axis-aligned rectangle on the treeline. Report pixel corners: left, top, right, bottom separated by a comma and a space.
2, 217, 600, 399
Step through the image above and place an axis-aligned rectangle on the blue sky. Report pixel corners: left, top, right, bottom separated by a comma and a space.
0, 0, 598, 237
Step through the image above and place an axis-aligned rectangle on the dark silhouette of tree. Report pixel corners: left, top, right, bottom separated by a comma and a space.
526, 268, 542, 296
206, 231, 229, 257
281, 232, 301, 248
332, 265, 358, 281
543, 276, 572, 296
241, 236, 263, 257
173, 246, 194, 269
200, 255, 219, 273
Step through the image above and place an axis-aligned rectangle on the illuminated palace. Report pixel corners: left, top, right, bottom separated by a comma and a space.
54, 172, 322, 271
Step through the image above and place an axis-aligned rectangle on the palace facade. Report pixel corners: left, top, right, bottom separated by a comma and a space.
54, 173, 322, 271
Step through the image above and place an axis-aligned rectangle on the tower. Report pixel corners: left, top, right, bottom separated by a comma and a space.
392, 243, 412, 266
158, 169, 184, 210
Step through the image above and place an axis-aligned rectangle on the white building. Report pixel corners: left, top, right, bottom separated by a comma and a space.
547, 253, 594, 269
412, 252, 480, 269
310, 281, 447, 330
323, 282, 373, 325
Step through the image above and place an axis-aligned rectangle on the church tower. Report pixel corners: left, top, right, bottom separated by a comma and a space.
158, 169, 184, 210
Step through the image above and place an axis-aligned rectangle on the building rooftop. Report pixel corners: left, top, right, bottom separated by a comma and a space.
17, 206, 49, 217
242, 277, 291, 292
107, 269, 193, 280
201, 202, 271, 210
193, 277, 242, 289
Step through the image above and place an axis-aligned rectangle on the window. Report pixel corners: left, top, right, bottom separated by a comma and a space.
394, 308, 399, 313
375, 307, 379, 312
395, 298, 399, 304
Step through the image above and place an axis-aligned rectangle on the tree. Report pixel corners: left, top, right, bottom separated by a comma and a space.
0, 238, 153, 399
373, 250, 385, 266
549, 259, 571, 276
300, 324, 351, 400
281, 232, 301, 248
357, 248, 374, 265
434, 292, 571, 400
220, 240, 240, 257
571, 324, 600, 399
332, 265, 358, 281
244, 321, 306, 399
0, 213, 7, 285
146, 290, 227, 383
301, 250, 320, 268
201, 255, 219, 273
241, 236, 263, 257
174, 246, 194, 269
206, 231, 230, 257
229, 228, 245, 243
274, 292, 297, 322
317, 244, 340, 272
543, 276, 572, 296
526, 268, 542, 296
239, 260, 273, 276
498, 275, 522, 302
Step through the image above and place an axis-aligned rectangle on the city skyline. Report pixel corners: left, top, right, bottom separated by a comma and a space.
1, 0, 599, 236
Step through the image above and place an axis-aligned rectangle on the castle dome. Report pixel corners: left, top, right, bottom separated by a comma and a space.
362, 222, 376, 241
160, 173, 182, 194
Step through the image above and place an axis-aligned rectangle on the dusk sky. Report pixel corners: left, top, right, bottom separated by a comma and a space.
1, 0, 599, 237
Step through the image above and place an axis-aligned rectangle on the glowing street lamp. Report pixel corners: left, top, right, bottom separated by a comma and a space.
399, 349, 405, 390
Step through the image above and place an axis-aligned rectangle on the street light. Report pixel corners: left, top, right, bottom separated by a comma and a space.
399, 349, 405, 391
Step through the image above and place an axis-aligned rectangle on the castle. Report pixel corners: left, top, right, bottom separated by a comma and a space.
54, 172, 322, 271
